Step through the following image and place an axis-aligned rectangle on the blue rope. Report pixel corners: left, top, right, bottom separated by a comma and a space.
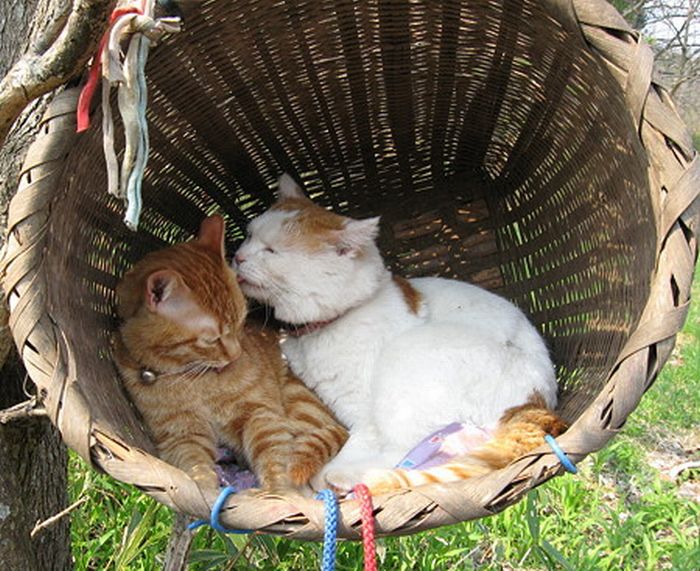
187, 485, 250, 533
544, 434, 578, 474
316, 489, 339, 571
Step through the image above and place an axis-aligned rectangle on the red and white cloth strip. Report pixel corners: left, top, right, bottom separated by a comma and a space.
77, 0, 180, 230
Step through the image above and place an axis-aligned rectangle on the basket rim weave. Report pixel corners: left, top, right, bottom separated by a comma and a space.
2, 0, 698, 540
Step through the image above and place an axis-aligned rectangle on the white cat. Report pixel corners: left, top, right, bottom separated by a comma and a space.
234, 174, 559, 492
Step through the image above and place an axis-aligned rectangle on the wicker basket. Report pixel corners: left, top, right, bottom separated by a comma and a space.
3, 0, 698, 540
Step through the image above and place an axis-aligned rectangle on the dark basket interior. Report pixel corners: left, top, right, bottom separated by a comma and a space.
43, 0, 655, 451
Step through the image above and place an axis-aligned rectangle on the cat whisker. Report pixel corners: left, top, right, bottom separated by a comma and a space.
171, 363, 210, 384
172, 368, 200, 384
261, 305, 272, 329
190, 369, 209, 385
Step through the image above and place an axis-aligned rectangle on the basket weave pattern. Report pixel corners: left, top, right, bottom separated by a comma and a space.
3, 0, 698, 539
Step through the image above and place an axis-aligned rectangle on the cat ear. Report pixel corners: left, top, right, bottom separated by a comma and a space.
198, 215, 225, 258
145, 270, 190, 314
336, 216, 381, 256
277, 173, 306, 200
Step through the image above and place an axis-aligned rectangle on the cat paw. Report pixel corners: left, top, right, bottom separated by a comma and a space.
288, 454, 323, 487
310, 470, 327, 493
321, 469, 363, 494
257, 473, 302, 497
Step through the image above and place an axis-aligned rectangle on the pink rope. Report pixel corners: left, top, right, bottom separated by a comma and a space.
353, 484, 378, 571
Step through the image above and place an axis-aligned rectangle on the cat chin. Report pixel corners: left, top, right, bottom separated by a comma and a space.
238, 281, 269, 302
237, 282, 326, 324
274, 293, 369, 325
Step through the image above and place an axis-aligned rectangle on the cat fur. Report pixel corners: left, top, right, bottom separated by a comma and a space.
113, 215, 348, 494
234, 175, 561, 493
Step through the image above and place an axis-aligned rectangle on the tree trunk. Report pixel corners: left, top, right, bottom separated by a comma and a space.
0, 1, 72, 569
0, 358, 71, 571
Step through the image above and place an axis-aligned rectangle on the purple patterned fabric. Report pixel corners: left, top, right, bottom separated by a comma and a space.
215, 447, 258, 489
396, 422, 493, 470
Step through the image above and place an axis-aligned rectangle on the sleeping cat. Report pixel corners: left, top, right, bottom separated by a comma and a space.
234, 174, 563, 493
113, 215, 348, 494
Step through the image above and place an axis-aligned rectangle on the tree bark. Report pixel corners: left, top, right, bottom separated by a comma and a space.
0, 359, 71, 571
0, 0, 114, 145
0, 1, 73, 569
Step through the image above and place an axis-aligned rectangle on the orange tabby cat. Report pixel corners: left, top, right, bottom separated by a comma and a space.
112, 215, 348, 493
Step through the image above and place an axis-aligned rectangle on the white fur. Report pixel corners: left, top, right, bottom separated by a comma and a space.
277, 173, 305, 199
236, 210, 385, 324
234, 186, 558, 491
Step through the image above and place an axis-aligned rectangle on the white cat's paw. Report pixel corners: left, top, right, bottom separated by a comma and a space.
309, 457, 343, 491
310, 466, 361, 494
324, 469, 363, 494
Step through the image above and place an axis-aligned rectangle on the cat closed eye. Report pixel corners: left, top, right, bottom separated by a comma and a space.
264, 247, 276, 254
201, 336, 220, 346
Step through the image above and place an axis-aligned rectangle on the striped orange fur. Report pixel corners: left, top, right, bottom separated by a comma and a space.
362, 393, 567, 495
113, 215, 347, 493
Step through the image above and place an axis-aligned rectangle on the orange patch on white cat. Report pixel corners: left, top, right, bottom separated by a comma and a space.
273, 197, 346, 251
392, 276, 423, 315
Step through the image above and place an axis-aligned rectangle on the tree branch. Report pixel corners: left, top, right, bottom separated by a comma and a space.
0, 397, 47, 424
29, 0, 72, 55
670, 73, 700, 97
163, 512, 195, 571
30, 496, 87, 538
0, 0, 116, 146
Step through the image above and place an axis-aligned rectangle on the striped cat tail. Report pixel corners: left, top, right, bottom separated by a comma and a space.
364, 394, 567, 495
363, 461, 492, 495
468, 395, 567, 470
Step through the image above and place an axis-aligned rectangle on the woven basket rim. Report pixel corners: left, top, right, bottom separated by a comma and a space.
2, 0, 698, 540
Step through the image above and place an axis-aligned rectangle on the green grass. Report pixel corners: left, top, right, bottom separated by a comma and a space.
68, 266, 700, 570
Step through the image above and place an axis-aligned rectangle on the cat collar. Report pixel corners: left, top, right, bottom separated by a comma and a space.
140, 368, 158, 384
285, 317, 339, 337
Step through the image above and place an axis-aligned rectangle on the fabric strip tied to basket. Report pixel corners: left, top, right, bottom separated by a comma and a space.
77, 0, 181, 230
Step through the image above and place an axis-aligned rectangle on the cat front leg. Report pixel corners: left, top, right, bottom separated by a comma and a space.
280, 375, 349, 486
287, 421, 349, 487
152, 418, 220, 494
226, 406, 296, 492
